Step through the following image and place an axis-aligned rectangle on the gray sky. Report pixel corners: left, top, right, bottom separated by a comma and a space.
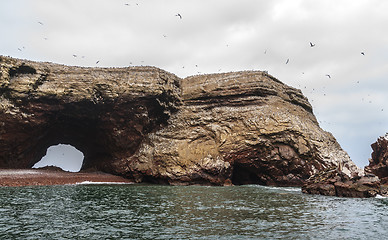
1, 0, 388, 169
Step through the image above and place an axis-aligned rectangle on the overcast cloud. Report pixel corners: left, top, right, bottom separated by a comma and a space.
1, 0, 388, 169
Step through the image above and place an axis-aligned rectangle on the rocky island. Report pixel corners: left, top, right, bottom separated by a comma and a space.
0, 56, 361, 187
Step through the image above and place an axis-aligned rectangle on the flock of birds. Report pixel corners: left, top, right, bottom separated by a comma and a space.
14, 4, 381, 114
285, 41, 366, 80
21, 8, 366, 79
26, 8, 185, 66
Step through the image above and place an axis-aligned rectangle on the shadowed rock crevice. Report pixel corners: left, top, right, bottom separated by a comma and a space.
0, 56, 361, 185
9, 64, 37, 78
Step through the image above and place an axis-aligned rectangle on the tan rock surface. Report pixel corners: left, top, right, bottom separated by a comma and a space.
0, 56, 360, 186
130, 71, 361, 185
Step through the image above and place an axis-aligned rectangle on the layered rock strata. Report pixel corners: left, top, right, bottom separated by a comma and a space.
0, 56, 360, 186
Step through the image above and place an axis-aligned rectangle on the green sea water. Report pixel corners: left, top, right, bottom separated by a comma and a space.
0, 184, 387, 239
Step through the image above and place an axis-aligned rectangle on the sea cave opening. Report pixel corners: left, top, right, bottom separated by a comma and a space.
32, 144, 84, 172
231, 163, 265, 185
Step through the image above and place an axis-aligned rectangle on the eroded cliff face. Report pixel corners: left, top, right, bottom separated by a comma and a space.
0, 56, 360, 186
365, 133, 388, 184
129, 71, 360, 185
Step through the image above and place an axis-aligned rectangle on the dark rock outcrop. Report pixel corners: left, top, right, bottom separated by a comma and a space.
0, 56, 361, 186
365, 133, 388, 184
0, 56, 181, 174
302, 167, 381, 198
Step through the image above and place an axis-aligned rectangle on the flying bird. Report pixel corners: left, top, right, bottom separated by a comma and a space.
286, 58, 289, 64
325, 74, 331, 78
310, 42, 315, 47
96, 61, 100, 64
72, 54, 77, 57
176, 13, 182, 19
18, 48, 22, 51
361, 52, 365, 55
38, 21, 44, 25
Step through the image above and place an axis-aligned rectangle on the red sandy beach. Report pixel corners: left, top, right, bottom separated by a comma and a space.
0, 168, 134, 187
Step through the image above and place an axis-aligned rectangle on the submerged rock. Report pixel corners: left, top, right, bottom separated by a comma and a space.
0, 56, 361, 186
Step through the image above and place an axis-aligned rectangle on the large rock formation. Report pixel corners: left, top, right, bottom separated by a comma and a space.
365, 133, 388, 184
0, 56, 181, 173
0, 56, 360, 186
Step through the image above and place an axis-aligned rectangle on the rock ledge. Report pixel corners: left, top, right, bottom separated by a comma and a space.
302, 167, 381, 198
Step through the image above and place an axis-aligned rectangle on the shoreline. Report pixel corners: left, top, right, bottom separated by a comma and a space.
0, 169, 134, 187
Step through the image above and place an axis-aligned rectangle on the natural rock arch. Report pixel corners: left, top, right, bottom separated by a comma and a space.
0, 56, 181, 176
0, 56, 361, 185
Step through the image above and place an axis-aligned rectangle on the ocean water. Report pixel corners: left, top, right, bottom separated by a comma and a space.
0, 184, 387, 239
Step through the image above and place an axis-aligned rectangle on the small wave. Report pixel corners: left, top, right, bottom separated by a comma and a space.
74, 181, 134, 185
375, 194, 387, 199
280, 187, 302, 192
245, 185, 301, 192
257, 185, 300, 192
